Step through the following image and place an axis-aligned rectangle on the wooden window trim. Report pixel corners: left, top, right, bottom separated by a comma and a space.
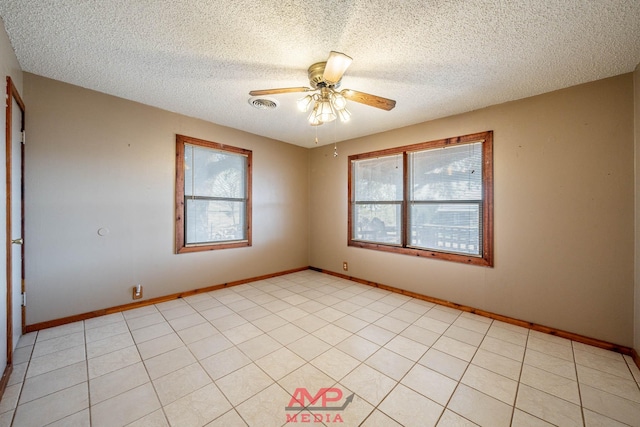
348, 131, 493, 267
175, 134, 252, 254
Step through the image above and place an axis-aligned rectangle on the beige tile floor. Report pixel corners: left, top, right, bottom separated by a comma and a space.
1, 270, 639, 426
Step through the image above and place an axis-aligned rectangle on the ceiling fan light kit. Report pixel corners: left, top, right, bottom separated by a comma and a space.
296, 94, 314, 112
249, 51, 396, 127
298, 87, 350, 125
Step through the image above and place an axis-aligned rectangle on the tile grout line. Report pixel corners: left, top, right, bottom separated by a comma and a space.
429, 312, 468, 427
326, 300, 413, 426
13, 327, 88, 425
8, 330, 37, 426
321, 300, 420, 426
181, 294, 281, 427
128, 306, 171, 427
83, 320, 92, 427
623, 353, 640, 394
252, 278, 383, 425
572, 341, 587, 427
188, 287, 333, 426
510, 326, 528, 426
177, 294, 249, 427
332, 295, 428, 425
437, 312, 491, 427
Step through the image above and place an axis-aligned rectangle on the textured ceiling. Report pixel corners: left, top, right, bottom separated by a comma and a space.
1, 1, 639, 147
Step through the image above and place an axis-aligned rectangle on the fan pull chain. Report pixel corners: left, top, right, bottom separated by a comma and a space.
333, 118, 338, 157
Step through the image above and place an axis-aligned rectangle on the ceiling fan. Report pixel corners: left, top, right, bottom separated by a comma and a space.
249, 51, 396, 126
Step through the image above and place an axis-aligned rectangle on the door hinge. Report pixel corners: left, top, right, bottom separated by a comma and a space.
21, 292, 26, 307
21, 130, 25, 145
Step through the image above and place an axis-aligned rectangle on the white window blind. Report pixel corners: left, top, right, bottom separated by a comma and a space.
348, 131, 492, 266
184, 144, 248, 245
351, 154, 403, 245
409, 142, 483, 255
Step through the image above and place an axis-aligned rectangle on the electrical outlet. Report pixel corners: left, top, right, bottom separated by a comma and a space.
343, 262, 348, 271
132, 284, 143, 300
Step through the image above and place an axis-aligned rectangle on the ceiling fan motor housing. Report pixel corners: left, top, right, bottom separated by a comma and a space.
308, 62, 341, 89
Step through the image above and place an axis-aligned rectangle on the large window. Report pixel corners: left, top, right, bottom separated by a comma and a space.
349, 131, 493, 266
175, 135, 252, 253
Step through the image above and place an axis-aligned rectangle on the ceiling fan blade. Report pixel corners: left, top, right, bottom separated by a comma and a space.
249, 87, 311, 96
341, 89, 396, 111
323, 51, 353, 85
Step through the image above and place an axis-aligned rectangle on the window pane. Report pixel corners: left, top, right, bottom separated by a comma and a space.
410, 203, 481, 255
185, 144, 246, 198
185, 199, 246, 244
353, 203, 401, 245
177, 135, 252, 253
348, 132, 492, 266
353, 155, 403, 201
410, 142, 482, 201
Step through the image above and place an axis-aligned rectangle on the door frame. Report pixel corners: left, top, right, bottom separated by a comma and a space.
0, 76, 25, 396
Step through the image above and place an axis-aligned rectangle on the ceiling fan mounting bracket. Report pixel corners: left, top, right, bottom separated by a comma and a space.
308, 62, 341, 90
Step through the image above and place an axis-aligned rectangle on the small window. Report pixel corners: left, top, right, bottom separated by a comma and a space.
349, 131, 493, 266
175, 135, 252, 253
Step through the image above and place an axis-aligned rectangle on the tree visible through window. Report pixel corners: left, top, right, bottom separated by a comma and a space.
175, 135, 252, 253
348, 131, 493, 266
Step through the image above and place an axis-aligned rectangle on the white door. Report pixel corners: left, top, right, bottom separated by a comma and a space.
10, 93, 23, 349
0, 87, 7, 374
4, 78, 25, 371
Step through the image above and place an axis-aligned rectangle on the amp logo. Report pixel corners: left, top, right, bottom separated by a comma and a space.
285, 387, 354, 424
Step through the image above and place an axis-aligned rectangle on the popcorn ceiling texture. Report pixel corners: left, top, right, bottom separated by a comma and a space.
0, 1, 639, 147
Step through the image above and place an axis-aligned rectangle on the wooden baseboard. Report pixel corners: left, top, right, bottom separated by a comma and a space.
310, 267, 639, 367
25, 266, 308, 333
23, 265, 640, 372
0, 363, 12, 401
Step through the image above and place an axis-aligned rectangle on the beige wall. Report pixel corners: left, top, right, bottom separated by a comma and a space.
310, 74, 635, 347
635, 63, 640, 354
18, 67, 639, 347
23, 73, 309, 325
